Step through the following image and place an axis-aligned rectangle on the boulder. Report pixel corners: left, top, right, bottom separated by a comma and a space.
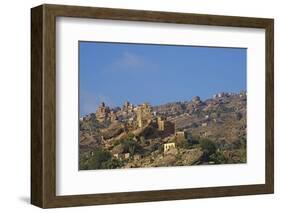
101, 123, 124, 140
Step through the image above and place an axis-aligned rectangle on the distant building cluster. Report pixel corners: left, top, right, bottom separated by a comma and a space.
86, 100, 190, 155
213, 91, 246, 99
80, 91, 247, 158
79, 91, 247, 169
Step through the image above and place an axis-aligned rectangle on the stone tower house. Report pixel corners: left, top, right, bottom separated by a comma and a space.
137, 103, 152, 128
96, 102, 109, 122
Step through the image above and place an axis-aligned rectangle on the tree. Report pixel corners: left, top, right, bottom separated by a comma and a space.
86, 148, 112, 169
102, 158, 124, 169
232, 137, 247, 150
199, 138, 217, 161
79, 148, 125, 170
127, 132, 135, 141
210, 151, 228, 164
122, 140, 142, 155
178, 139, 192, 149
200, 139, 216, 154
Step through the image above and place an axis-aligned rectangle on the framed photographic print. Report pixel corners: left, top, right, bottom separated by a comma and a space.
31, 4, 274, 208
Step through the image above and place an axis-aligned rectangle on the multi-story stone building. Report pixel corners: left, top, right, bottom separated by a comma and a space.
136, 103, 152, 128
175, 131, 186, 142
123, 101, 134, 113
157, 116, 175, 137
96, 102, 110, 122
109, 110, 118, 122
164, 142, 176, 153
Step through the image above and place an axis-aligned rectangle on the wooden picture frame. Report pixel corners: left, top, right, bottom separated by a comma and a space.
31, 4, 274, 208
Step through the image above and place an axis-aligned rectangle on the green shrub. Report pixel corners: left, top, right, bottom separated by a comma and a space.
79, 155, 90, 170
178, 139, 192, 149
79, 148, 112, 170
238, 148, 247, 163
209, 151, 228, 164
88, 148, 112, 169
199, 138, 217, 162
199, 139, 217, 155
79, 148, 125, 170
232, 137, 247, 150
122, 140, 142, 155
112, 140, 121, 146
127, 132, 135, 141
102, 158, 124, 169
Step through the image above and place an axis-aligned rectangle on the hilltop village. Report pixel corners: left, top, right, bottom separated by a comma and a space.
79, 91, 247, 170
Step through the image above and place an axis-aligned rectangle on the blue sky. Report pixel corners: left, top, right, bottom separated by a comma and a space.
79, 41, 246, 116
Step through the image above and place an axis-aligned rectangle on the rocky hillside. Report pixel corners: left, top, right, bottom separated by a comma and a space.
79, 91, 247, 170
